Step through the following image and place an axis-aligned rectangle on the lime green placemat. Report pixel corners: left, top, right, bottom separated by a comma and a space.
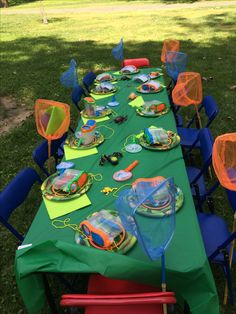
82, 116, 110, 124
43, 194, 91, 220
90, 93, 115, 100
129, 96, 144, 108
64, 145, 98, 160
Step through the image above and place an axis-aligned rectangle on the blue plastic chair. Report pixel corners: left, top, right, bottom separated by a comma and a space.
71, 85, 86, 111
0, 168, 42, 242
197, 189, 236, 305
82, 71, 96, 93
32, 133, 67, 177
177, 95, 219, 149
186, 128, 214, 209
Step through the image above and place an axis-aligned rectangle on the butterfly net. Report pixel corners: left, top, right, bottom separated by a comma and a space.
161, 39, 180, 63
115, 177, 176, 261
35, 99, 70, 141
172, 72, 202, 107
166, 51, 188, 82
112, 38, 124, 62
212, 133, 236, 191
60, 59, 78, 88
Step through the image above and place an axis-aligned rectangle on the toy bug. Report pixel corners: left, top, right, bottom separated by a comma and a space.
114, 115, 128, 124
99, 152, 123, 166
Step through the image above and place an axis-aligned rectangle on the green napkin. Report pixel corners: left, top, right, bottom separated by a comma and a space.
129, 96, 144, 108
64, 145, 98, 160
82, 116, 110, 124
90, 93, 115, 100
43, 194, 91, 220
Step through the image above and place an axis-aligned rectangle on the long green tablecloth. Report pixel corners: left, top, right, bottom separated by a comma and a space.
15, 68, 219, 314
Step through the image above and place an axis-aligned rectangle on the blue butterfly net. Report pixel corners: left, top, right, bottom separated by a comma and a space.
115, 177, 176, 261
166, 52, 187, 83
112, 38, 124, 62
60, 59, 78, 88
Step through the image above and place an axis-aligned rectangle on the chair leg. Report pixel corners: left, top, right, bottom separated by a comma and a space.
42, 273, 59, 314
0, 216, 24, 242
223, 251, 234, 305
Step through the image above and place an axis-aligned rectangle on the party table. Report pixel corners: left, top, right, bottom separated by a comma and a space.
15, 68, 219, 314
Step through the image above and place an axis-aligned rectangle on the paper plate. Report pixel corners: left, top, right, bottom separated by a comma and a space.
136, 186, 184, 217
91, 86, 118, 95
94, 77, 117, 84
137, 84, 164, 94
149, 72, 162, 79
136, 105, 169, 117
119, 69, 140, 75
75, 210, 137, 254
41, 173, 93, 201
81, 108, 112, 119
139, 131, 180, 151
65, 132, 105, 150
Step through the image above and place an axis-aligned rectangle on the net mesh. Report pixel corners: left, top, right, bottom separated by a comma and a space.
35, 99, 70, 140
60, 59, 78, 88
172, 72, 202, 107
115, 177, 176, 260
112, 38, 124, 62
161, 39, 180, 63
212, 133, 236, 191
166, 51, 188, 82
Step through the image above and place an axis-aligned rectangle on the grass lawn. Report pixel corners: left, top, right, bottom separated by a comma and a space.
0, 1, 236, 313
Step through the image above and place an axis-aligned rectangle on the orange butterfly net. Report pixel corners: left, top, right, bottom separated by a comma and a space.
172, 72, 203, 125
161, 39, 180, 63
212, 133, 236, 191
35, 99, 70, 159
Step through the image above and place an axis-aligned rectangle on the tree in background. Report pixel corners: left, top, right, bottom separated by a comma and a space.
0, 0, 8, 8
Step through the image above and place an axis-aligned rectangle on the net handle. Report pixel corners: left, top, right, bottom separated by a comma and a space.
194, 104, 202, 128
223, 212, 236, 304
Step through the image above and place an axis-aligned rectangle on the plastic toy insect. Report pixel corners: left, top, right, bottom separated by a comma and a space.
99, 152, 123, 166
114, 115, 128, 124
101, 187, 118, 195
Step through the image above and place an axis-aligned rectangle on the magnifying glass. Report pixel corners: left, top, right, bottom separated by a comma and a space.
113, 160, 138, 182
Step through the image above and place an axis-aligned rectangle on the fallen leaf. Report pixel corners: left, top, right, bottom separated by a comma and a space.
202, 76, 213, 82
229, 85, 236, 90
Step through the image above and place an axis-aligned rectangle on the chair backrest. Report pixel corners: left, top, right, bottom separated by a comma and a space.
226, 189, 236, 212
190, 128, 214, 185
82, 71, 96, 92
202, 95, 219, 127
71, 85, 85, 111
187, 95, 219, 128
122, 58, 150, 68
32, 133, 67, 176
199, 128, 214, 167
0, 168, 41, 222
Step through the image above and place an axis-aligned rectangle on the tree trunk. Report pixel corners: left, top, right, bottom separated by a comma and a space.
0, 0, 8, 8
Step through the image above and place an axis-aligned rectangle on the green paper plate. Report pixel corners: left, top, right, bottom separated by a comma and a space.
65, 132, 105, 150
149, 72, 162, 79
75, 210, 137, 254
41, 173, 93, 201
90, 86, 118, 95
94, 77, 117, 84
81, 108, 112, 119
136, 106, 169, 117
136, 186, 184, 217
136, 85, 164, 94
119, 69, 140, 75
139, 131, 180, 151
